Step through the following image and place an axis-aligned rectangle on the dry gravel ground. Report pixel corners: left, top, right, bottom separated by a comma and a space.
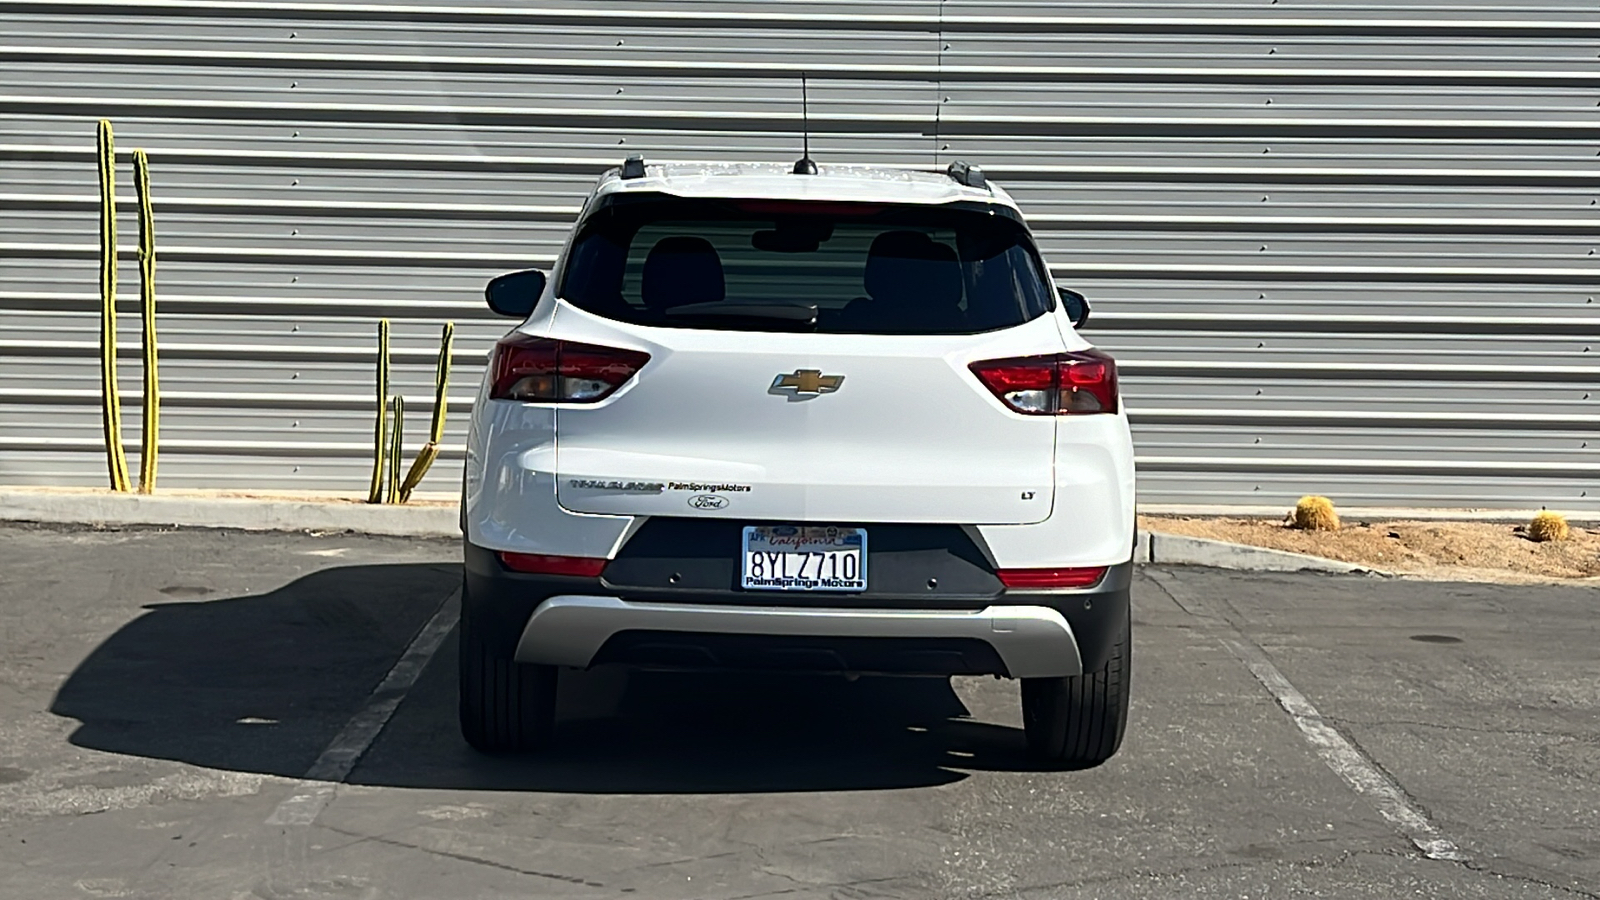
1141, 515, 1600, 584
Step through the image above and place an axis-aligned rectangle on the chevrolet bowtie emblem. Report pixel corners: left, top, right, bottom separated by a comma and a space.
773, 369, 845, 395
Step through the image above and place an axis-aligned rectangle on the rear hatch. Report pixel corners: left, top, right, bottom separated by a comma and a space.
552, 319, 1062, 524
540, 194, 1065, 525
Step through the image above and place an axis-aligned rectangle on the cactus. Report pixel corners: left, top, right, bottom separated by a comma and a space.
96, 120, 131, 492
132, 149, 160, 493
398, 322, 454, 503
387, 394, 405, 504
1291, 495, 1340, 532
1527, 510, 1569, 543
367, 319, 391, 503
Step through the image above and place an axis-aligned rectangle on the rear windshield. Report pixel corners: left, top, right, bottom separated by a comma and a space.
557, 196, 1054, 334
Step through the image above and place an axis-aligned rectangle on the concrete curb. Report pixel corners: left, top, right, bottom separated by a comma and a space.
1136, 530, 1387, 576
1, 490, 1384, 574
0, 490, 460, 539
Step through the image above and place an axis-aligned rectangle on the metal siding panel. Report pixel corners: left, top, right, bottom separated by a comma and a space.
1, 0, 1597, 512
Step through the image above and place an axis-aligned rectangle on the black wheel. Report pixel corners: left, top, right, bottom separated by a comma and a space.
1020, 609, 1131, 768
458, 595, 557, 754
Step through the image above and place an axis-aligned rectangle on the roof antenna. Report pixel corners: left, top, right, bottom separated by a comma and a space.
793, 73, 818, 175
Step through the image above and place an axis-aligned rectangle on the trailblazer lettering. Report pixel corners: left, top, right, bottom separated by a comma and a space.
567, 479, 664, 493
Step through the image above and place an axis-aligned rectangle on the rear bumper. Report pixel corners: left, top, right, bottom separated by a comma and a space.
464, 539, 1131, 678
514, 597, 1083, 677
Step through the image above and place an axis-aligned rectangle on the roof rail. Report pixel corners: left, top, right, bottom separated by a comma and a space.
946, 160, 987, 190
619, 155, 646, 179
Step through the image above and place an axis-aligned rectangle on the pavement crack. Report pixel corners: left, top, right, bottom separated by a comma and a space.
721, 890, 805, 900
1327, 715, 1600, 743
722, 874, 907, 900
633, 848, 746, 869
973, 855, 1295, 897
1315, 718, 1455, 839
1318, 847, 1416, 871
1144, 571, 1224, 624
1457, 861, 1600, 900
320, 824, 604, 888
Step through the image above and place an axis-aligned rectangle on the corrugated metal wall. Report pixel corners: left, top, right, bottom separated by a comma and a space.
3, 0, 1598, 511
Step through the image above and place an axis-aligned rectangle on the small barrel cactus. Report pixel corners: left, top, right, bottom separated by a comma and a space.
1526, 510, 1569, 543
1291, 495, 1340, 532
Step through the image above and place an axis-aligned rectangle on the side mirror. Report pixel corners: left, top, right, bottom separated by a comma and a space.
1058, 287, 1091, 328
485, 269, 547, 318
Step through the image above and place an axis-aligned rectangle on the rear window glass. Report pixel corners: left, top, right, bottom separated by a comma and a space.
558, 197, 1054, 334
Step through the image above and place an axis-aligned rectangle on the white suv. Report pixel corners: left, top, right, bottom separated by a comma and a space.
461, 158, 1136, 768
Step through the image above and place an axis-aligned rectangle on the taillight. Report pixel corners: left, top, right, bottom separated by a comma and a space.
489, 334, 650, 403
996, 566, 1108, 589
498, 552, 608, 577
969, 350, 1118, 415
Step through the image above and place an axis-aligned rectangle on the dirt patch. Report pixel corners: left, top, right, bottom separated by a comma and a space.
1140, 514, 1600, 584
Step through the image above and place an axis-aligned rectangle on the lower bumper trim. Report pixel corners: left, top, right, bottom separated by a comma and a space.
514, 595, 1083, 678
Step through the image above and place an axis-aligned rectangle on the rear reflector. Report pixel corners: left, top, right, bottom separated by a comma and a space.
996, 566, 1108, 589
497, 552, 608, 577
489, 334, 650, 403
969, 349, 1118, 416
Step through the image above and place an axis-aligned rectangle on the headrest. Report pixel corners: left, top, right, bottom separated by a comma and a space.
864, 231, 961, 307
642, 236, 725, 312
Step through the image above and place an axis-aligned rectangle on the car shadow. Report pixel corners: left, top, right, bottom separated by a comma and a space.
52, 563, 1038, 794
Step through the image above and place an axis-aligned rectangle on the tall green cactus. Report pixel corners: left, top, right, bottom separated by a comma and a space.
398, 322, 454, 503
96, 120, 131, 492
366, 319, 390, 503
132, 149, 160, 493
386, 394, 405, 504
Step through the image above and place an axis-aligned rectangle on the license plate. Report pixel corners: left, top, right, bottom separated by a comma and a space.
741, 526, 867, 592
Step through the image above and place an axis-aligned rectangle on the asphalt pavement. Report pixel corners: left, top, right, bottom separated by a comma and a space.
0, 523, 1595, 899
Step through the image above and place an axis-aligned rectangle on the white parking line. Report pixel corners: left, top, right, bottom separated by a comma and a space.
1146, 569, 1468, 863
265, 588, 460, 827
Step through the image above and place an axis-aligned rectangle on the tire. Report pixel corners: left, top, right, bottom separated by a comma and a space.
1020, 609, 1131, 768
458, 598, 557, 754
